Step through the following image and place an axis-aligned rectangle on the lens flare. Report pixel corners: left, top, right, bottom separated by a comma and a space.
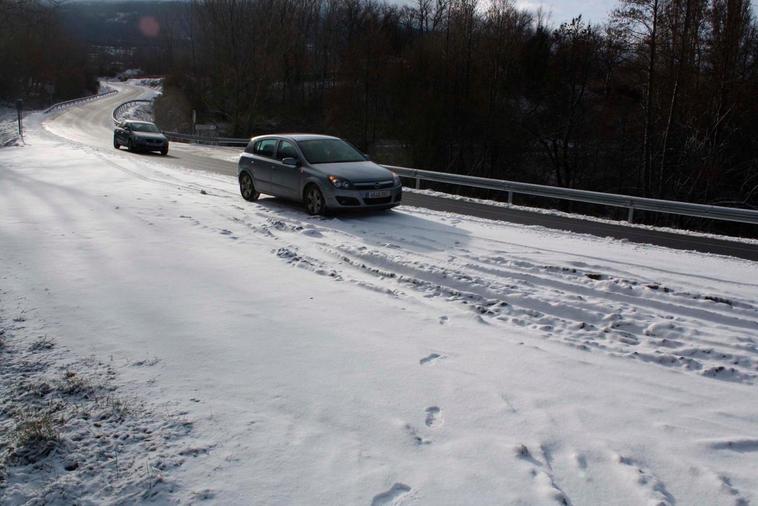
138, 16, 160, 38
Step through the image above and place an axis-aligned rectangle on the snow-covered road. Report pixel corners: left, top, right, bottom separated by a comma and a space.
1, 106, 757, 504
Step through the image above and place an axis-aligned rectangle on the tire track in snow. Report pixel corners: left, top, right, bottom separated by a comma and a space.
317, 242, 758, 384
124, 167, 758, 386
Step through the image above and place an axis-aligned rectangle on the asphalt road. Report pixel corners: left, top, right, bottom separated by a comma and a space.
42, 83, 758, 261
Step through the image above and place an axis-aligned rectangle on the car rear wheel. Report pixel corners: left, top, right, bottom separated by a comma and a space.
305, 185, 327, 216
239, 172, 260, 202
160, 146, 168, 156
127, 138, 135, 152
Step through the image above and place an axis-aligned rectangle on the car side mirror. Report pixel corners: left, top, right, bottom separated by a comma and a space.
282, 157, 300, 167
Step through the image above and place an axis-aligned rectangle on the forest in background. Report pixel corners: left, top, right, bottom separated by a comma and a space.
152, 0, 758, 216
0, 0, 99, 107
2, 0, 757, 228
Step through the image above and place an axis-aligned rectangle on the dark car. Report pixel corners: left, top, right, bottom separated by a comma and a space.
114, 120, 169, 155
237, 134, 402, 215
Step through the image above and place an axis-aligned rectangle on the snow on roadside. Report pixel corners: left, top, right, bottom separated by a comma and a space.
1, 125, 758, 504
0, 107, 24, 147
406, 187, 758, 246
0, 299, 194, 503
114, 100, 154, 123
125, 78, 163, 93
171, 142, 243, 163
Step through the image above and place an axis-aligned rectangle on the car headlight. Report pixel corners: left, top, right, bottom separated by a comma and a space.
391, 171, 401, 186
328, 175, 353, 189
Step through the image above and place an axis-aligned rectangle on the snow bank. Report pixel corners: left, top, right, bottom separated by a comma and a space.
407, 188, 758, 246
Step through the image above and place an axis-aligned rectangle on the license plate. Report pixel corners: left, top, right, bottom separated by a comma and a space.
366, 190, 390, 198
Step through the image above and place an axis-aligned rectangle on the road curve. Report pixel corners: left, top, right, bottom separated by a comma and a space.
42, 83, 758, 261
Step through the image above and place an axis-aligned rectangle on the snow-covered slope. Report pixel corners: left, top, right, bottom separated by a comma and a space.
1, 118, 757, 504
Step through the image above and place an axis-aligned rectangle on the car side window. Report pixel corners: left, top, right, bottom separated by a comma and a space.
253, 139, 277, 158
276, 140, 298, 161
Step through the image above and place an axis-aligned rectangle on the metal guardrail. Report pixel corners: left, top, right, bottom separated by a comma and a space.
112, 99, 153, 123
386, 166, 758, 225
162, 131, 249, 147
44, 88, 117, 114
108, 98, 757, 226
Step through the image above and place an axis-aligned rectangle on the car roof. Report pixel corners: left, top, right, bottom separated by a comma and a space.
251, 133, 340, 142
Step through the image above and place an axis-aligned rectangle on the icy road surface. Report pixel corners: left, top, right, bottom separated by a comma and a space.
0, 115, 757, 504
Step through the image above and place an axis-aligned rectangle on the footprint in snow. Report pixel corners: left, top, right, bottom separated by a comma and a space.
301, 228, 323, 238
425, 406, 442, 428
614, 454, 674, 506
190, 489, 215, 501
515, 445, 572, 505
404, 424, 430, 446
371, 483, 411, 506
718, 475, 749, 505
709, 438, 758, 453
419, 353, 443, 365
573, 453, 587, 470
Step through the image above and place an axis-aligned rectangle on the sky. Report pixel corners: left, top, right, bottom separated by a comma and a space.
82, 0, 615, 26
392, 0, 614, 24
513, 0, 613, 24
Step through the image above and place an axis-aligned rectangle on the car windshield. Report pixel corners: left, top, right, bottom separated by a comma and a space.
297, 139, 364, 164
129, 123, 160, 133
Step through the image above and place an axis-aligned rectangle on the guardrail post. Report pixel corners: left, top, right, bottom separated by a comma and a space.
415, 171, 421, 190
627, 205, 634, 223
16, 99, 23, 136
507, 191, 513, 206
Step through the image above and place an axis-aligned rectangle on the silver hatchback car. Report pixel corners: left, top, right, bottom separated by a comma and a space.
237, 134, 402, 215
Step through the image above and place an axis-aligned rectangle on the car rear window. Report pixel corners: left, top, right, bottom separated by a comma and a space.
254, 139, 277, 158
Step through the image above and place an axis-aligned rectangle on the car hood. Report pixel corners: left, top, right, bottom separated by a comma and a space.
132, 132, 167, 141
313, 161, 393, 182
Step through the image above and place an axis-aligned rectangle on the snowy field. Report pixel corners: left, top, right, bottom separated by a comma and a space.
1, 114, 757, 504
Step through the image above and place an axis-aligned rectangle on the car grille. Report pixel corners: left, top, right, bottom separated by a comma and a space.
354, 180, 394, 190
336, 196, 360, 206
363, 196, 393, 205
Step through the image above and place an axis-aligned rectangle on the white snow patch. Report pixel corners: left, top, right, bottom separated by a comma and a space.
406, 188, 758, 246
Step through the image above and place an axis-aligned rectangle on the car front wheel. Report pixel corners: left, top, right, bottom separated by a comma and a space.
239, 172, 260, 202
305, 185, 327, 216
113, 136, 120, 149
